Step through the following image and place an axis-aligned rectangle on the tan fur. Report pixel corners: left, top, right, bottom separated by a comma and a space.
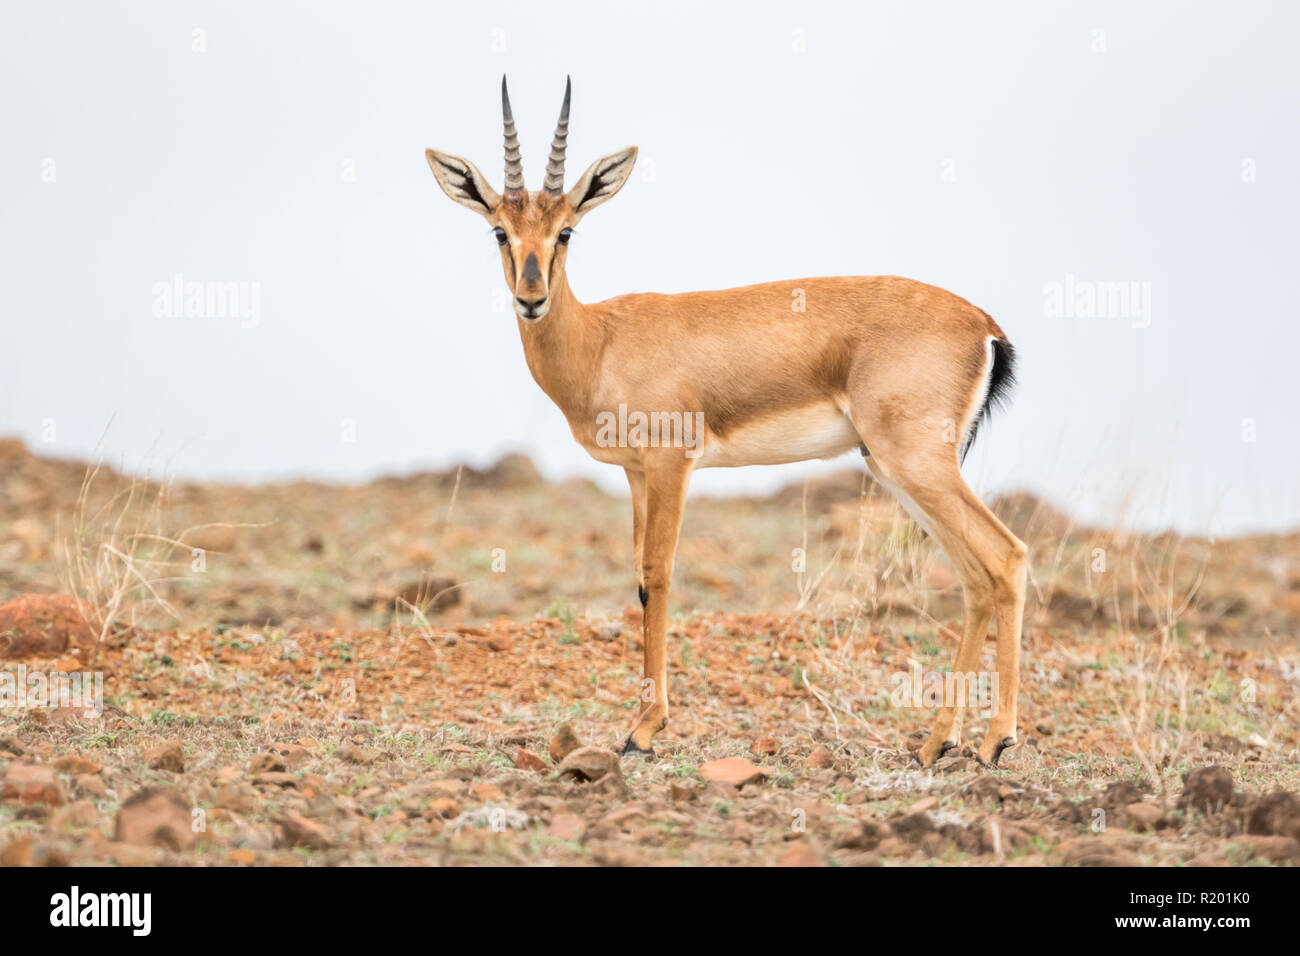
426, 104, 1027, 767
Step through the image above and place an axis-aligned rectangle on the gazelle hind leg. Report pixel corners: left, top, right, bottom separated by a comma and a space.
860, 447, 1026, 768
867, 456, 996, 764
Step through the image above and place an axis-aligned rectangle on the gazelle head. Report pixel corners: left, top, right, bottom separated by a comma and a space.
426, 76, 637, 322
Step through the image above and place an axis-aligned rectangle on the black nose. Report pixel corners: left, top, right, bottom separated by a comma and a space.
516, 295, 546, 316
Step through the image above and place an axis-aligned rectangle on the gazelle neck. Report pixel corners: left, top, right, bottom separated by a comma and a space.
516, 275, 603, 417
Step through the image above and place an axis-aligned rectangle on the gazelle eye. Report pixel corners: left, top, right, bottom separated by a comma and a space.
493, 227, 508, 245
557, 228, 572, 246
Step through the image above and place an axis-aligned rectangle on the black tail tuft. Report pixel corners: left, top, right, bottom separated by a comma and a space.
960, 338, 1017, 463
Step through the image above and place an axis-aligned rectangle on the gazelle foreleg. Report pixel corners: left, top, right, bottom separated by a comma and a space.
621, 455, 692, 756
624, 467, 647, 605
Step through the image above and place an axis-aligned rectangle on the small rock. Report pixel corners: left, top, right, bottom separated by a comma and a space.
1246, 791, 1300, 839
1123, 802, 1164, 833
594, 621, 622, 641
279, 814, 333, 850
699, 757, 770, 788
2, 763, 65, 806
934, 755, 974, 774
114, 787, 197, 851
549, 723, 581, 763
804, 746, 835, 769
558, 746, 620, 783
148, 742, 185, 773
1178, 766, 1234, 814
513, 748, 547, 772
0, 594, 95, 657
751, 737, 779, 756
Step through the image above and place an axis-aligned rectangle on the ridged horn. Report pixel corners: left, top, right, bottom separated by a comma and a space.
543, 76, 571, 195
502, 75, 525, 195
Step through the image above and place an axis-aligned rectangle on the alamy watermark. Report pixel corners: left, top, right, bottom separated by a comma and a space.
0, 665, 104, 718
151, 273, 260, 328
595, 404, 706, 459
889, 658, 998, 717
50, 886, 150, 936
1043, 274, 1151, 328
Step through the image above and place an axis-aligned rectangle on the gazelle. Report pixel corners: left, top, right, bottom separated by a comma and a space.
426, 77, 1027, 768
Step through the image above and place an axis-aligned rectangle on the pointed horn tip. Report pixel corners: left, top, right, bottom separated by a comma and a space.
556, 77, 572, 119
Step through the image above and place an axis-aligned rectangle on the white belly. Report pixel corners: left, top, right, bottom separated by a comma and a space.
695, 402, 861, 468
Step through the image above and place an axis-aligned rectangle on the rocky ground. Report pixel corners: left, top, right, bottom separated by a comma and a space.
1, 438, 1299, 866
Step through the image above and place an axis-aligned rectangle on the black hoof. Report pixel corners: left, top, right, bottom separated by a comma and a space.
638, 585, 648, 607
975, 737, 1016, 769
912, 740, 956, 767
620, 738, 654, 758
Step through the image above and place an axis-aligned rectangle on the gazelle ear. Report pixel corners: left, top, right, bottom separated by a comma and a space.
566, 147, 637, 218
426, 149, 501, 218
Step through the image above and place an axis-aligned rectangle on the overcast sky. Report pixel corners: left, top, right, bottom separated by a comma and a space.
2, 1, 1296, 536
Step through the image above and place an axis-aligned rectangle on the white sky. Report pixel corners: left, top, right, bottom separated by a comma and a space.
1, 1, 1297, 536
